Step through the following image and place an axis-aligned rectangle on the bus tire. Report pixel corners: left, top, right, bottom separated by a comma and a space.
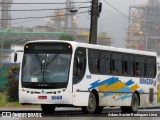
82, 92, 96, 114
130, 93, 139, 113
121, 93, 139, 113
41, 104, 55, 115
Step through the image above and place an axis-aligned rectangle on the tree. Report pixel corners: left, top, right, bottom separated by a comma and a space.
59, 34, 74, 41
7, 66, 19, 102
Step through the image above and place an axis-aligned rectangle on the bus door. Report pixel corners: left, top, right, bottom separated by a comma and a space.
73, 47, 86, 87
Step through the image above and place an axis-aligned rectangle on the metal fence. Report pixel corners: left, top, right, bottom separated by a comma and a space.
0, 67, 8, 89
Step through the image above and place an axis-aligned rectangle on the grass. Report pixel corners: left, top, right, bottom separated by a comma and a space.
158, 94, 160, 102
0, 92, 7, 106
0, 92, 22, 107
0, 92, 39, 108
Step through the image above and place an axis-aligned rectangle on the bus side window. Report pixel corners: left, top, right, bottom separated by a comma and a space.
135, 62, 140, 76
100, 51, 111, 75
123, 61, 127, 75
73, 48, 86, 84
135, 56, 145, 77
123, 54, 134, 76
88, 49, 100, 74
146, 57, 156, 78
73, 57, 79, 75
111, 52, 123, 75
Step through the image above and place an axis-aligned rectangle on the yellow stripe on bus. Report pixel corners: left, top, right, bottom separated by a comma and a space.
130, 83, 139, 91
98, 81, 126, 92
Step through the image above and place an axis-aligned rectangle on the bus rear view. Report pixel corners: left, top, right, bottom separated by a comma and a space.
19, 41, 72, 114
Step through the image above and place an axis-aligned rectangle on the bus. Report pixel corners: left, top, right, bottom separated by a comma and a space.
14, 40, 157, 114
157, 57, 160, 96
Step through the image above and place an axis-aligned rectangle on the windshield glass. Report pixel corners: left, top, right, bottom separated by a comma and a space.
22, 53, 71, 83
21, 41, 72, 89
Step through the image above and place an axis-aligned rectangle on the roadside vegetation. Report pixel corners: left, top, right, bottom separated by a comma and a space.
59, 34, 75, 41
0, 92, 20, 107
158, 95, 160, 102
0, 66, 39, 108
158, 88, 160, 102
0, 92, 39, 108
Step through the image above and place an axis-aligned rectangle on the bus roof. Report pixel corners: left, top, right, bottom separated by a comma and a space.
26, 40, 157, 57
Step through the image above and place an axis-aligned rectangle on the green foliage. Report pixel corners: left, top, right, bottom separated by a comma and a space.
0, 92, 7, 106
0, 67, 8, 89
6, 66, 19, 102
59, 34, 74, 41
158, 95, 160, 102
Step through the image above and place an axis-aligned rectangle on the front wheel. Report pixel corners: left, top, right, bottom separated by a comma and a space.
82, 92, 97, 114
41, 104, 55, 115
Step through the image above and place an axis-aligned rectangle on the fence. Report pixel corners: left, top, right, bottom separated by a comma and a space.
0, 67, 8, 89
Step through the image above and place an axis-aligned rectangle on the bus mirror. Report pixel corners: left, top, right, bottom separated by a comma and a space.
14, 52, 17, 63
14, 50, 23, 63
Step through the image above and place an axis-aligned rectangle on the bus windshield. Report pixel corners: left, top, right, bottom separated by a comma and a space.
21, 43, 72, 89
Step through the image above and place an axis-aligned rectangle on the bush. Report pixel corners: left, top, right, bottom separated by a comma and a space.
6, 66, 19, 102
59, 34, 74, 41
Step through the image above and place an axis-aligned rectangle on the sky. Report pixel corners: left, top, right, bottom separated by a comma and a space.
10, 0, 148, 47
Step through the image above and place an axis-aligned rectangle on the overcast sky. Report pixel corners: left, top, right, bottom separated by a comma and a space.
10, 0, 148, 47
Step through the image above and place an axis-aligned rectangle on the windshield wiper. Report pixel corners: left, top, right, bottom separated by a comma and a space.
46, 52, 61, 68
34, 50, 41, 65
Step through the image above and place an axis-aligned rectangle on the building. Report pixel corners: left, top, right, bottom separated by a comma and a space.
126, 0, 160, 55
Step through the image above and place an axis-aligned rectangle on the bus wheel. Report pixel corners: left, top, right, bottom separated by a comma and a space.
41, 104, 55, 114
130, 93, 139, 113
121, 93, 139, 113
82, 92, 96, 114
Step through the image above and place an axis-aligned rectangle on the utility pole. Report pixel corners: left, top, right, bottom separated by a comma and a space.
89, 0, 99, 44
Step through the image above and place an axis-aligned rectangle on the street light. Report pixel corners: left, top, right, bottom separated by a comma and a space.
0, 29, 11, 66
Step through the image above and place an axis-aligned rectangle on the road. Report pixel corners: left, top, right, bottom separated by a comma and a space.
0, 107, 160, 119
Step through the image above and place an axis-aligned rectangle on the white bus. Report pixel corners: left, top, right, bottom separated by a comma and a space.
157, 57, 160, 96
14, 40, 157, 114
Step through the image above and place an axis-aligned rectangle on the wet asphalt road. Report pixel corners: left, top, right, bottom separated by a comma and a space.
0, 107, 160, 119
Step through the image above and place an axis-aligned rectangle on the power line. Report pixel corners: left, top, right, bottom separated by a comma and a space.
0, 6, 90, 11
0, 1, 91, 5
75, 0, 91, 7
103, 0, 143, 26
10, 11, 89, 24
103, 0, 157, 33
11, 18, 44, 25
103, 0, 129, 19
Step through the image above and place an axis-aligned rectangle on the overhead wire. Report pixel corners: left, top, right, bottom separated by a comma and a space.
11, 11, 89, 25
9, 1, 91, 25
103, 0, 146, 28
75, 0, 91, 7
0, 6, 90, 11
0, 1, 91, 5
103, 0, 129, 19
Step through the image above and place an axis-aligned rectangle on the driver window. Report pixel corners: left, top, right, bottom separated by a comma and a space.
73, 47, 86, 84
